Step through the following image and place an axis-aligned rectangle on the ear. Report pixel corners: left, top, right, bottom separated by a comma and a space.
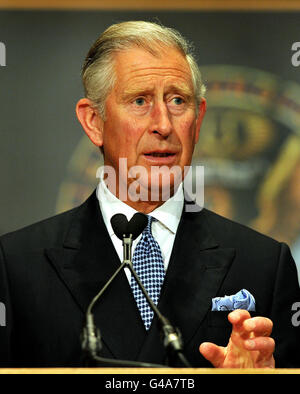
194, 97, 206, 144
76, 98, 104, 147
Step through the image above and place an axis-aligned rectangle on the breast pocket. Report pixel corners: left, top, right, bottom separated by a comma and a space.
208, 310, 258, 327
208, 311, 232, 328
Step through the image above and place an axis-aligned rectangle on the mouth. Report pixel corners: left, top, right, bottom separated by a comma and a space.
143, 150, 177, 164
144, 152, 175, 157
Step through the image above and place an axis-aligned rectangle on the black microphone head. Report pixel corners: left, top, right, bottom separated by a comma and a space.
110, 214, 129, 240
128, 213, 148, 240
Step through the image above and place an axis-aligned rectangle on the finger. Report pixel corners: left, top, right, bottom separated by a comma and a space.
228, 309, 251, 329
228, 310, 252, 342
243, 317, 273, 337
244, 336, 275, 357
199, 342, 226, 368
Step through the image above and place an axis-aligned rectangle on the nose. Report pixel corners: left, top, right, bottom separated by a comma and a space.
149, 101, 173, 138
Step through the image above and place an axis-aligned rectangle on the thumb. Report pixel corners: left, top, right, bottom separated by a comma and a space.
199, 342, 226, 368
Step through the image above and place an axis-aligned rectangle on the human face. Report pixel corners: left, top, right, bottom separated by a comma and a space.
100, 46, 206, 208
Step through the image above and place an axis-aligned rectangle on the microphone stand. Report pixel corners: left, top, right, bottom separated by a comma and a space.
82, 234, 191, 368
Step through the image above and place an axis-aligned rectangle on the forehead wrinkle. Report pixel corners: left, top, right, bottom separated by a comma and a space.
127, 65, 189, 72
113, 52, 194, 99
126, 66, 190, 78
121, 82, 193, 98
119, 71, 193, 94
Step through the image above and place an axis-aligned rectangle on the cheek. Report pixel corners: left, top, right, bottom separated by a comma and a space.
110, 117, 145, 159
178, 118, 197, 149
124, 118, 146, 150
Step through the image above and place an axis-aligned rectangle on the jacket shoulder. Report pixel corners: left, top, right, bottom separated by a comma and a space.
0, 206, 79, 253
200, 207, 282, 251
0, 191, 99, 254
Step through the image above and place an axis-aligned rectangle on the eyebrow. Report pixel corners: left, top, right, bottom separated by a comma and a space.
121, 84, 194, 100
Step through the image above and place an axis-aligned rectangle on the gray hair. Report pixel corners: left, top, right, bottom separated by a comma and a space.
82, 20, 206, 120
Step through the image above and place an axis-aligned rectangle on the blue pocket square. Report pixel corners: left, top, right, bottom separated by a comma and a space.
212, 289, 256, 311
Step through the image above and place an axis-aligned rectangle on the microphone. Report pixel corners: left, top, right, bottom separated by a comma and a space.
111, 212, 148, 240
128, 213, 149, 240
110, 213, 128, 239
82, 212, 165, 367
81, 212, 191, 367
112, 213, 148, 262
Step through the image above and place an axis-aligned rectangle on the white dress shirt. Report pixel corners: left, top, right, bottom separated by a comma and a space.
96, 173, 184, 282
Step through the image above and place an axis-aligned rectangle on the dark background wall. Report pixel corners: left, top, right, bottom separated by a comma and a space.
0, 10, 299, 277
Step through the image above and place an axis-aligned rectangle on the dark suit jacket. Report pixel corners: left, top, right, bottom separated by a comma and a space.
0, 191, 299, 368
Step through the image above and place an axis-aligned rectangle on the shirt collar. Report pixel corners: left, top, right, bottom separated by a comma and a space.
149, 185, 183, 234
97, 171, 183, 237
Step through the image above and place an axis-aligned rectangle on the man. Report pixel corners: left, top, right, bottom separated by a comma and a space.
0, 21, 299, 368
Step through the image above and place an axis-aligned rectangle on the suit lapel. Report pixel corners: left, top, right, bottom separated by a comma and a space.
45, 192, 146, 361
161, 205, 235, 341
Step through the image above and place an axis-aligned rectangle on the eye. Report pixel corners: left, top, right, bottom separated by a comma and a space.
134, 97, 145, 106
172, 97, 184, 105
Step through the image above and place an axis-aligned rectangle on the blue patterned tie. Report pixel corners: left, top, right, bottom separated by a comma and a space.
131, 215, 165, 330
